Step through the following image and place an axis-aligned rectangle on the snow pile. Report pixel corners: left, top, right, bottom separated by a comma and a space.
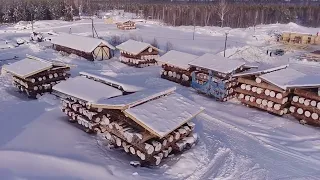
222, 46, 274, 63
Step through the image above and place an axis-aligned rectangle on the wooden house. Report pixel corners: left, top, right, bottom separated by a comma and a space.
51, 33, 115, 61
188, 53, 248, 101
156, 50, 199, 86
280, 32, 320, 45
116, 20, 136, 30
53, 72, 203, 166
2, 55, 71, 98
116, 40, 160, 67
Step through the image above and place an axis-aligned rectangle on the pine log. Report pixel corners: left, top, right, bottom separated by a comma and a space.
304, 111, 311, 118
239, 98, 286, 116
252, 87, 257, 93
265, 89, 270, 96
311, 100, 317, 107
298, 97, 305, 104
291, 113, 320, 126
238, 77, 285, 93
289, 106, 296, 113
292, 96, 299, 103
297, 108, 304, 115
255, 77, 262, 84
312, 113, 319, 120
304, 99, 311, 106
276, 93, 283, 99
291, 102, 320, 115
235, 88, 288, 104
294, 89, 320, 102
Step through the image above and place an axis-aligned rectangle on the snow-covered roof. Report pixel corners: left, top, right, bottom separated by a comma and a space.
51, 33, 115, 53
233, 64, 288, 77
124, 93, 204, 138
259, 68, 320, 90
156, 50, 199, 70
189, 53, 245, 74
52, 76, 123, 102
93, 87, 176, 109
79, 71, 145, 92
116, 40, 160, 56
2, 58, 53, 79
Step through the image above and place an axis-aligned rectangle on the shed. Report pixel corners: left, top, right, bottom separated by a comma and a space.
51, 33, 115, 61
157, 50, 199, 86
116, 20, 136, 30
116, 40, 160, 67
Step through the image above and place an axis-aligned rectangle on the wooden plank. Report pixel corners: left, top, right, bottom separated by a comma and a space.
294, 89, 320, 102
238, 77, 286, 93
235, 88, 288, 104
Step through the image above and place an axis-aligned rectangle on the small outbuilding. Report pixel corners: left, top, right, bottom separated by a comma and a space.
117, 40, 160, 68
51, 33, 115, 61
157, 50, 199, 86
280, 32, 320, 45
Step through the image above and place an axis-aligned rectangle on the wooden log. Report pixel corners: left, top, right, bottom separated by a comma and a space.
304, 99, 311, 106
311, 100, 317, 107
289, 106, 296, 113
298, 97, 305, 104
291, 102, 320, 115
294, 89, 320, 102
256, 98, 262, 105
250, 96, 256, 103
245, 95, 250, 101
291, 113, 320, 126
304, 111, 311, 118
262, 99, 268, 106
269, 91, 276, 98
239, 98, 285, 116
152, 141, 162, 152
145, 143, 155, 155
256, 88, 263, 94
238, 93, 245, 99
245, 85, 251, 91
255, 77, 262, 84
235, 88, 288, 105
130, 146, 136, 155
252, 87, 257, 93
265, 89, 270, 96
238, 77, 285, 93
312, 113, 319, 120
297, 108, 304, 115
276, 93, 283, 99
240, 84, 246, 90
116, 137, 122, 147
267, 101, 274, 108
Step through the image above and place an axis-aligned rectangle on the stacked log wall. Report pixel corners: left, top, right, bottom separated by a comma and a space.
59, 94, 197, 166
13, 67, 70, 98
160, 64, 193, 87
290, 88, 320, 126
235, 76, 291, 116
191, 70, 238, 102
55, 45, 94, 61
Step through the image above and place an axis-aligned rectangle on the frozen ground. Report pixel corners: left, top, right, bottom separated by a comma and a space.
0, 15, 320, 180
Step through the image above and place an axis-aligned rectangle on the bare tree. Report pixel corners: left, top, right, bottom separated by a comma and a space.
216, 0, 229, 28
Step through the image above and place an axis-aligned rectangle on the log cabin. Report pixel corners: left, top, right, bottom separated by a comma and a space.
188, 53, 248, 101
51, 33, 115, 61
2, 55, 71, 98
52, 72, 203, 166
116, 20, 136, 30
157, 50, 199, 86
116, 40, 160, 68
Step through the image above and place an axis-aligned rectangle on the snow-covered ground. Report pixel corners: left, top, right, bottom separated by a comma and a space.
0, 15, 320, 180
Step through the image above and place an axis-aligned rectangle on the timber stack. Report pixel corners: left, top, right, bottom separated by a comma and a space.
157, 50, 199, 86
2, 55, 71, 98
53, 72, 204, 166
235, 65, 291, 116
116, 40, 160, 68
116, 20, 136, 30
188, 53, 248, 101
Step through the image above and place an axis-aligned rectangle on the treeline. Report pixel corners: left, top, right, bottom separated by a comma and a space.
105, 2, 320, 28
0, 0, 319, 28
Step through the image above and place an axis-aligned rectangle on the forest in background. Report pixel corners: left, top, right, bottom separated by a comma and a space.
0, 0, 319, 28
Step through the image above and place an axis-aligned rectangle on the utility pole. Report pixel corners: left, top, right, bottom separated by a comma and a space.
92, 18, 94, 38
193, 25, 195, 40
224, 32, 228, 57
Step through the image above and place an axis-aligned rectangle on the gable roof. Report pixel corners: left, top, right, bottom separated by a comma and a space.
189, 53, 245, 74
156, 50, 199, 70
116, 40, 160, 55
92, 87, 176, 109
258, 68, 320, 90
51, 33, 115, 53
2, 58, 53, 79
52, 76, 123, 103
123, 93, 204, 138
233, 64, 289, 77
79, 71, 145, 93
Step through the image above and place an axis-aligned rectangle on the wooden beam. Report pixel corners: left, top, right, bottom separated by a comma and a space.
238, 77, 286, 93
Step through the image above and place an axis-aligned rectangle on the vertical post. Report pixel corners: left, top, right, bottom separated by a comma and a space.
92, 18, 94, 38
224, 32, 228, 57
31, 14, 34, 32
193, 25, 195, 40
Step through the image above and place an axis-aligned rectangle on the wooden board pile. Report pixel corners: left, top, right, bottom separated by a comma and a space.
188, 53, 246, 101
2, 55, 70, 98
116, 21, 136, 30
236, 76, 290, 116
290, 88, 320, 126
116, 40, 160, 68
53, 74, 203, 166
157, 50, 199, 87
